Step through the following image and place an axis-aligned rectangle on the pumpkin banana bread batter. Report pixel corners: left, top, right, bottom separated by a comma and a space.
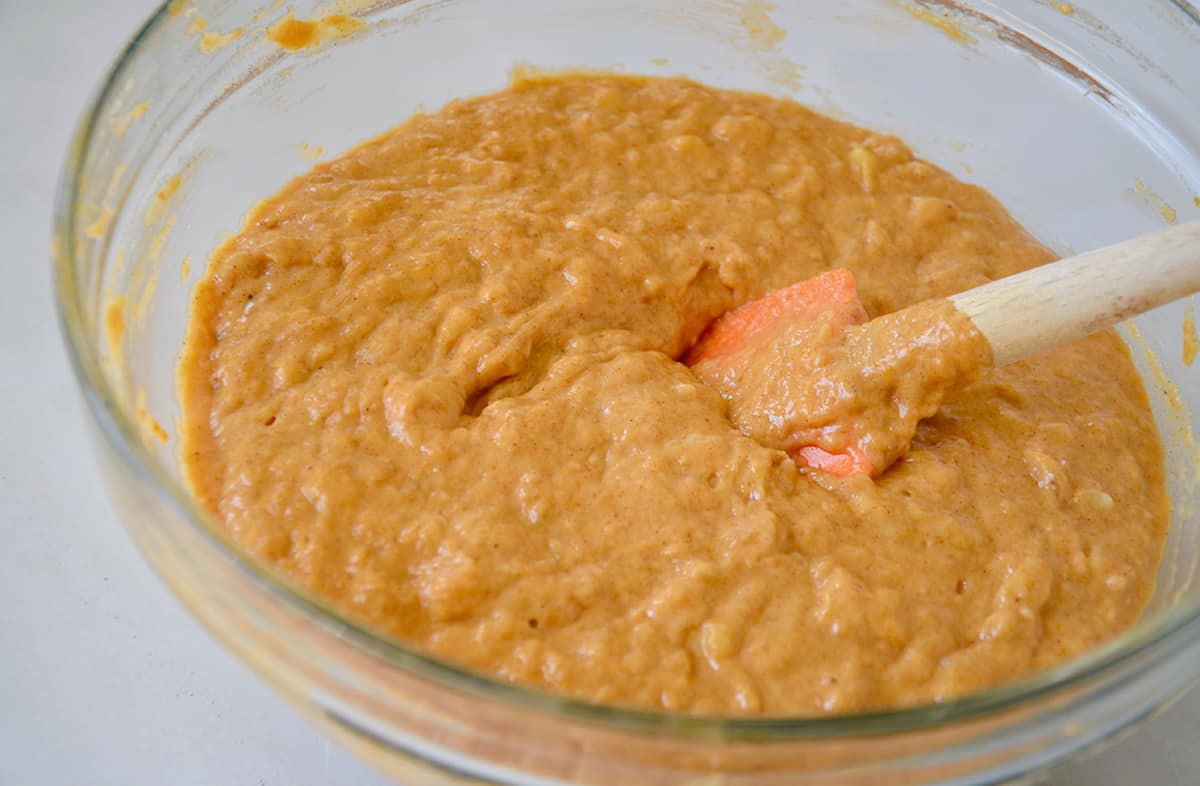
180, 75, 1167, 714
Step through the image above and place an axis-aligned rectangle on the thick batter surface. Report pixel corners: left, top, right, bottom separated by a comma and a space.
180, 75, 1167, 714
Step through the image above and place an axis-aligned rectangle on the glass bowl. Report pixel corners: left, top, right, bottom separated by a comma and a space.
53, 1, 1200, 783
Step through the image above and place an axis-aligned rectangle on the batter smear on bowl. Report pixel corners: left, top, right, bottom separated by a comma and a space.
179, 75, 1167, 714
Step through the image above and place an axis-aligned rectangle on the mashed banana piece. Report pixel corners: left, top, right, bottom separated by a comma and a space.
180, 75, 1167, 714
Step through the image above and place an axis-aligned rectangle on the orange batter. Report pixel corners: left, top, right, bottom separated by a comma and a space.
179, 75, 1167, 714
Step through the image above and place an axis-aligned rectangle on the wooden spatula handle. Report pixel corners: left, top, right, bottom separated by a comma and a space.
949, 220, 1200, 367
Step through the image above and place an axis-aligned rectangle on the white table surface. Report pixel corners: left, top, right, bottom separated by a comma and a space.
1, 2, 1197, 784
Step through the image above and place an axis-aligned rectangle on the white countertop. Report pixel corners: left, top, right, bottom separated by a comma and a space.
1, 2, 1196, 784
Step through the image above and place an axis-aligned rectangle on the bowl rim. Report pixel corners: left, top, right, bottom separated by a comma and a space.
51, 0, 1200, 742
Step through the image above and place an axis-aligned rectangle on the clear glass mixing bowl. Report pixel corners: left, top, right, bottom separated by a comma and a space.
53, 1, 1200, 783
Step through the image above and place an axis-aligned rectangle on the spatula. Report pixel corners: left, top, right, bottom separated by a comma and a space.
688, 220, 1200, 478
